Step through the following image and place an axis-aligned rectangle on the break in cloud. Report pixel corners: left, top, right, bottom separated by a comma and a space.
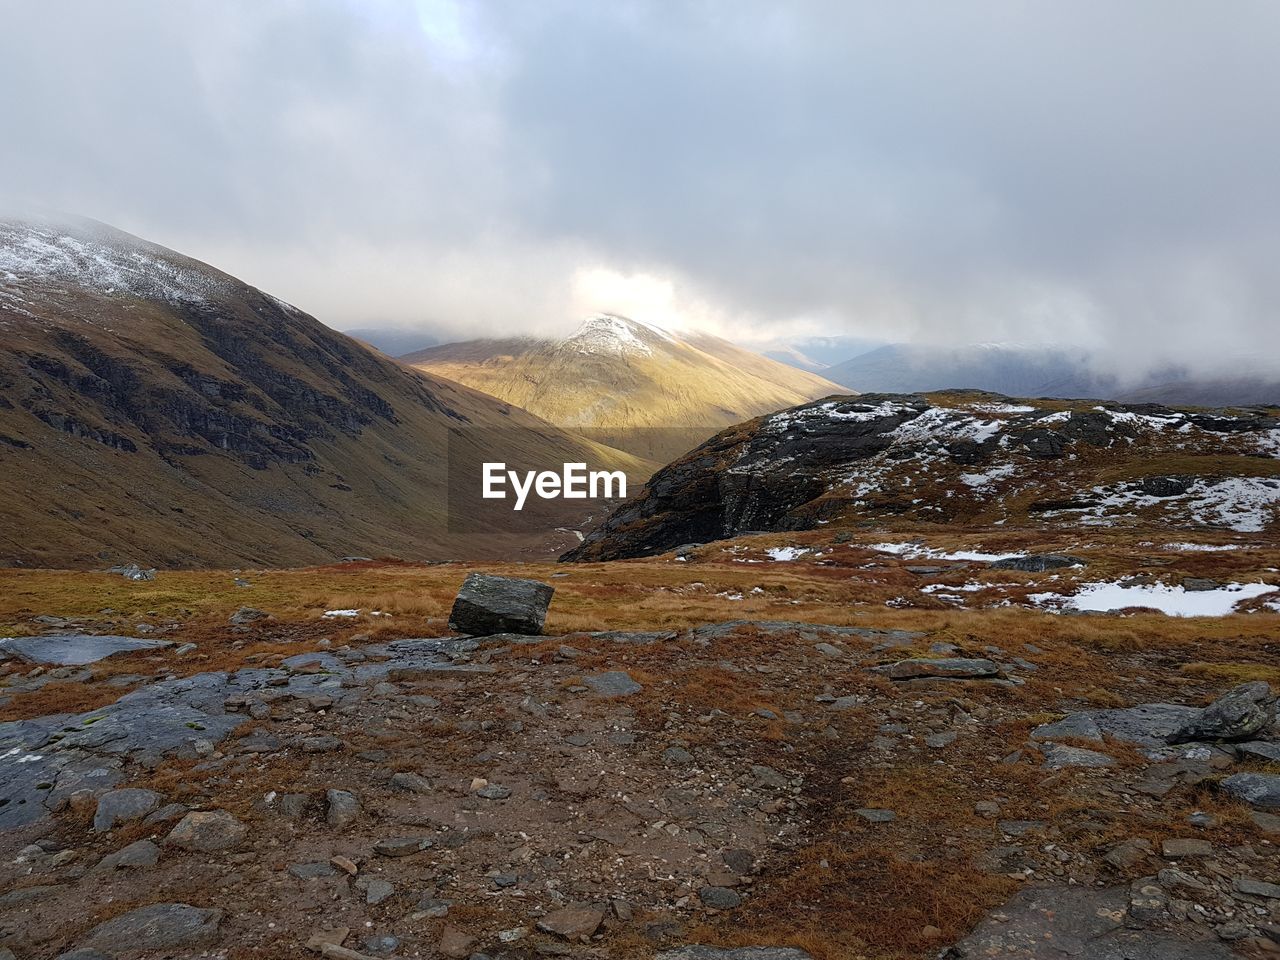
2, 0, 1279, 376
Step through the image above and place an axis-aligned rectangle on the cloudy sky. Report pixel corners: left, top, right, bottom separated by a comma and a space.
2, 0, 1279, 373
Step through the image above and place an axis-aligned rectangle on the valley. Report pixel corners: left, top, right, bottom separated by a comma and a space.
0, 220, 649, 569
0, 531, 1277, 959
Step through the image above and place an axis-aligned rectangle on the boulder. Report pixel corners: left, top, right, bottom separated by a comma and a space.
448, 573, 554, 636
1168, 682, 1274, 743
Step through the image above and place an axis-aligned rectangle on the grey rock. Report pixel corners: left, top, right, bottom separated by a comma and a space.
0, 633, 170, 666
358, 877, 396, 904
107, 563, 157, 581
448, 573, 554, 636
1041, 743, 1114, 769
989, 554, 1086, 572
74, 903, 221, 953
98, 838, 161, 870
873, 657, 1002, 680
390, 772, 432, 794
855, 808, 896, 823
926, 731, 958, 749
326, 789, 361, 827
93, 787, 163, 832
1181, 577, 1221, 592
1169, 681, 1274, 743
1237, 740, 1280, 762
228, 606, 271, 625
1086, 703, 1203, 746
663, 746, 695, 766
165, 809, 247, 851
143, 802, 188, 825
1162, 838, 1213, 858
1235, 877, 1280, 899
943, 884, 1238, 958
474, 783, 512, 800
698, 886, 742, 910
1030, 714, 1104, 743
1220, 772, 1280, 809
583, 671, 643, 697
374, 836, 433, 857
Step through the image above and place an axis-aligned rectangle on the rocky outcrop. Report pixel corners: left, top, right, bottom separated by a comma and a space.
563, 393, 1280, 561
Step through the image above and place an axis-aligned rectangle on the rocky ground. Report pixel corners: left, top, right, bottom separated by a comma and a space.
0, 539, 1277, 960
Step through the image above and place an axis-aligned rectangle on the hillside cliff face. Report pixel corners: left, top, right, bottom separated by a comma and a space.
403, 314, 846, 463
0, 219, 643, 567
563, 392, 1280, 561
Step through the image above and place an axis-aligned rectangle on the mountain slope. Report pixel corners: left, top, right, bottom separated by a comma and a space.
824, 342, 1280, 406
564, 391, 1280, 560
0, 218, 647, 568
402, 314, 846, 462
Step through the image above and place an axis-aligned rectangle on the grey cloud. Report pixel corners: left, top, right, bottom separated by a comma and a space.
2, 0, 1278, 377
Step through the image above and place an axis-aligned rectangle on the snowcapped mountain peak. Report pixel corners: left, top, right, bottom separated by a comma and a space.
564, 313, 676, 357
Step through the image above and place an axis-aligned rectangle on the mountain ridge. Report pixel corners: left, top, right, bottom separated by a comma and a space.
403, 314, 847, 463
0, 218, 647, 567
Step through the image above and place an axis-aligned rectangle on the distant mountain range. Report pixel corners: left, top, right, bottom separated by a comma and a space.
342, 327, 439, 358
0, 218, 645, 567
817, 343, 1279, 407
402, 315, 845, 462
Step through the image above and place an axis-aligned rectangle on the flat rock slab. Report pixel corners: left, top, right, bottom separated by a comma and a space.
874, 657, 1002, 680
74, 902, 221, 954
583, 671, 643, 697
1220, 772, 1280, 809
943, 885, 1239, 959
0, 634, 170, 666
1084, 704, 1204, 747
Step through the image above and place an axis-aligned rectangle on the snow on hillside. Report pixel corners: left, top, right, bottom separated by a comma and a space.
0, 219, 223, 314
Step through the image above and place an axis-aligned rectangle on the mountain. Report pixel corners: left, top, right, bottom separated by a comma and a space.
564, 390, 1280, 560
0, 218, 647, 568
341, 326, 439, 358
823, 342, 1280, 406
761, 334, 885, 371
403, 314, 846, 462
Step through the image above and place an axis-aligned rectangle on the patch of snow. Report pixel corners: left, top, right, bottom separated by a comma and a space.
959, 464, 1019, 489
1161, 542, 1243, 553
1062, 476, 1280, 533
866, 542, 1026, 563
765, 546, 809, 561
1031, 581, 1277, 617
323, 609, 360, 618
972, 403, 1036, 415
0, 220, 223, 306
